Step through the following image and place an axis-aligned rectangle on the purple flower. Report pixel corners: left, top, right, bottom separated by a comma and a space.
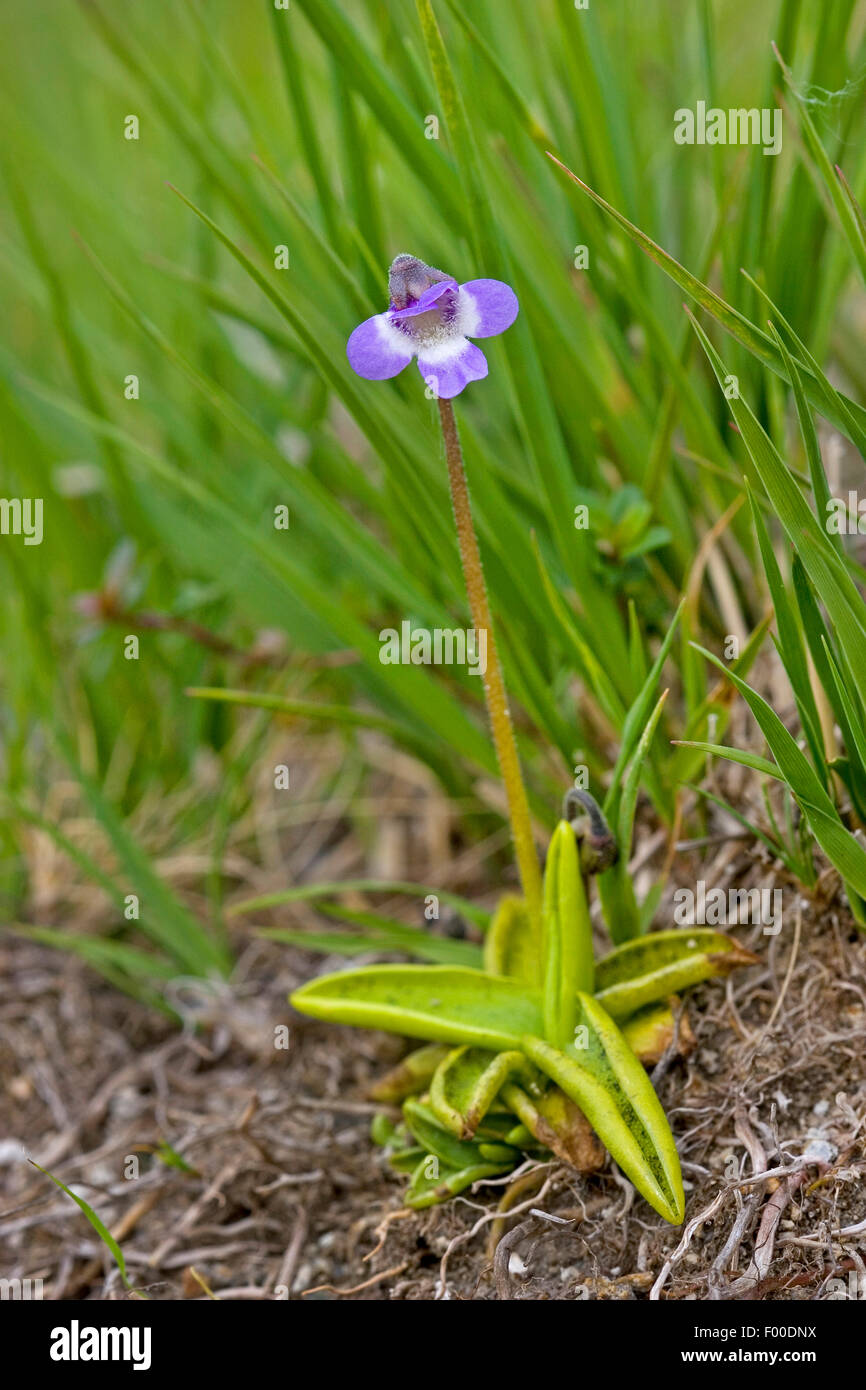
346, 254, 519, 399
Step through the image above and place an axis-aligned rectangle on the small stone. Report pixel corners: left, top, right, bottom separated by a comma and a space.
803, 1137, 837, 1163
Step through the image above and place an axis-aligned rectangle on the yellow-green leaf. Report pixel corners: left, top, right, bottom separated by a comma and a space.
522, 993, 685, 1224
483, 895, 539, 984
542, 820, 593, 1047
405, 1155, 509, 1209
368, 1043, 452, 1103
291, 964, 543, 1049
595, 929, 758, 1020
403, 1098, 487, 1167
621, 998, 695, 1065
429, 1045, 535, 1138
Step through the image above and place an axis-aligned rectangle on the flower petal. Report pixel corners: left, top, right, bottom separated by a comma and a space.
458, 280, 519, 338
389, 280, 457, 321
346, 314, 414, 380
417, 341, 488, 399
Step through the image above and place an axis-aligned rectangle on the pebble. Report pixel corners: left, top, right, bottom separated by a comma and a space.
803, 1137, 837, 1163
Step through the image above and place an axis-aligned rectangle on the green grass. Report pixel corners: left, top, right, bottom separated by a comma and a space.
1, 0, 865, 993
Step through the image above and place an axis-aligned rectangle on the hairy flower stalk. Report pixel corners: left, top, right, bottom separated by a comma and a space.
348, 253, 542, 926
437, 396, 543, 930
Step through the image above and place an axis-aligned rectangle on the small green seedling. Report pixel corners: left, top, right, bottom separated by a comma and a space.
291, 797, 756, 1222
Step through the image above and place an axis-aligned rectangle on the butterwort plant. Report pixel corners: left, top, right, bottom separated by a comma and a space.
289, 257, 757, 1220
291, 794, 757, 1218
